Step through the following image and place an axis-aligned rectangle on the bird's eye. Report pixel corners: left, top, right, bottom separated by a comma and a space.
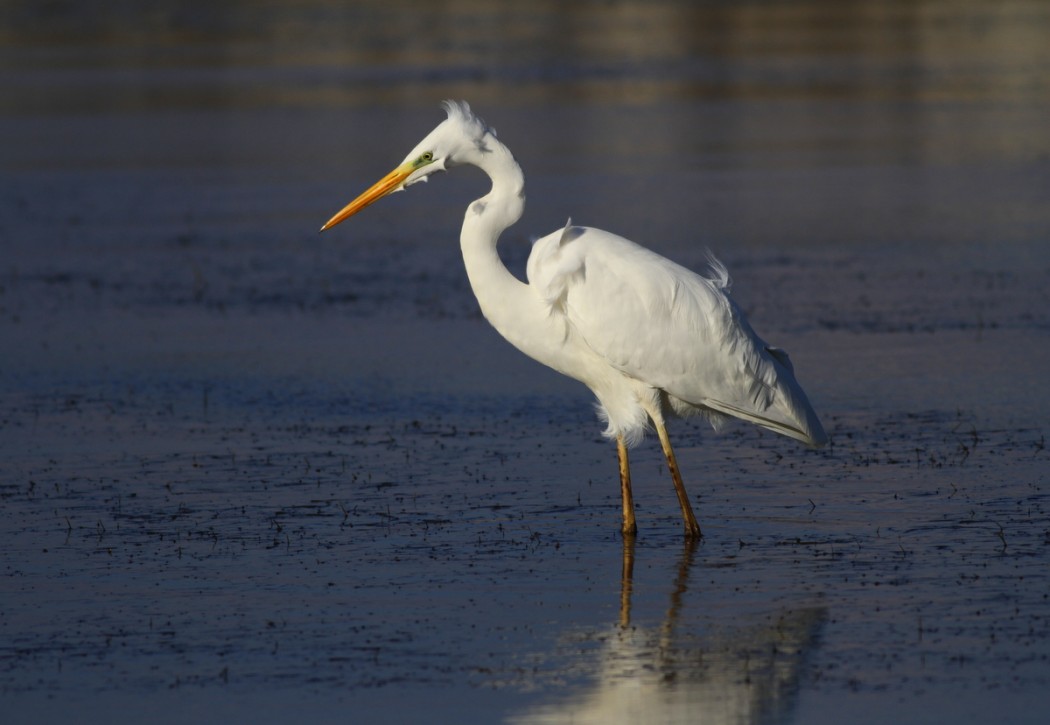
419, 152, 434, 164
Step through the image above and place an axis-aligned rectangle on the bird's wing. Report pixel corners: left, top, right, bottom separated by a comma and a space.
527, 225, 826, 446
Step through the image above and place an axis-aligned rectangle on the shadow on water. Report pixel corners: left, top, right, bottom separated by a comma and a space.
510, 539, 827, 725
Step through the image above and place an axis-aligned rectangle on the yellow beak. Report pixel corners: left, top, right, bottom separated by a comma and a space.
320, 162, 415, 231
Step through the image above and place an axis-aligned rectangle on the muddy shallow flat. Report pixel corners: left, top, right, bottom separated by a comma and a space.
3, 318, 1049, 724
3, 2, 1050, 723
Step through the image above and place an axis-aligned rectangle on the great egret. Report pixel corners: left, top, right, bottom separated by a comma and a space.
321, 101, 826, 538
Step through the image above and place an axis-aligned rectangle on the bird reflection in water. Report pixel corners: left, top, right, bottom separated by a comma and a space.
510, 539, 826, 725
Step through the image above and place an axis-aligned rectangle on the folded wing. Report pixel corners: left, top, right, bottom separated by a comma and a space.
527, 224, 826, 447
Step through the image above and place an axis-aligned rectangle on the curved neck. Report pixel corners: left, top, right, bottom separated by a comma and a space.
458, 137, 535, 339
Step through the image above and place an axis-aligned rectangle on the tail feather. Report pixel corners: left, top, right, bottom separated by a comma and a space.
704, 352, 827, 448
703, 398, 826, 447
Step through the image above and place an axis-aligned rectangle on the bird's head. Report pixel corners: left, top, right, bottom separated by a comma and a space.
320, 100, 492, 231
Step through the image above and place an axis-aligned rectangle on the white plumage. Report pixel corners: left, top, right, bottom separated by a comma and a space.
322, 101, 826, 538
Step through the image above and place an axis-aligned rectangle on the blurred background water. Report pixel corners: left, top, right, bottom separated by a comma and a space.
3, 0, 1048, 390
3, 0, 1048, 252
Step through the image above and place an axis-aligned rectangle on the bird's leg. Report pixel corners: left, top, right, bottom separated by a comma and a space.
617, 435, 638, 537
655, 422, 702, 538
619, 533, 636, 628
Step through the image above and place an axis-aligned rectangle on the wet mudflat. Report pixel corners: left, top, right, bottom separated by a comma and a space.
3, 2, 1050, 723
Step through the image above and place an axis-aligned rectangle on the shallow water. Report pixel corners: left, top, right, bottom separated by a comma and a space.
2, 2, 1050, 723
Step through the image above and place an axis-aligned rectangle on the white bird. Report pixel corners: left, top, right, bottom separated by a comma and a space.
321, 101, 826, 538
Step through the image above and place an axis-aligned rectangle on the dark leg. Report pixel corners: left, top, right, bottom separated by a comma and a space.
619, 532, 636, 628
617, 434, 637, 537
655, 421, 702, 538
